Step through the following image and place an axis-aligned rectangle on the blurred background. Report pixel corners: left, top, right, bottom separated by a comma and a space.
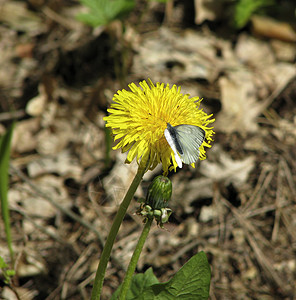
0, 0, 295, 299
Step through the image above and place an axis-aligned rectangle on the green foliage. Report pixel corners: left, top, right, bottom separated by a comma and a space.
234, 0, 274, 28
77, 0, 135, 27
0, 123, 15, 261
0, 256, 15, 284
112, 268, 159, 299
112, 252, 211, 299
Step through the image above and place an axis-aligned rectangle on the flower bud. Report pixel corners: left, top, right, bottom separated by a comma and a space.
137, 176, 173, 227
145, 175, 172, 209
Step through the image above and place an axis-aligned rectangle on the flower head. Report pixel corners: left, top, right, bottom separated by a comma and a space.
104, 79, 214, 174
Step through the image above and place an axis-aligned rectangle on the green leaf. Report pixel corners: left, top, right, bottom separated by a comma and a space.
143, 251, 211, 300
0, 256, 15, 284
234, 0, 274, 28
6, 269, 16, 277
0, 123, 15, 260
77, 0, 135, 27
113, 252, 211, 300
112, 268, 159, 299
0, 256, 8, 269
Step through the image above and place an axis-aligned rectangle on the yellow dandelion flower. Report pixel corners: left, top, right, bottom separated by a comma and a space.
104, 79, 215, 175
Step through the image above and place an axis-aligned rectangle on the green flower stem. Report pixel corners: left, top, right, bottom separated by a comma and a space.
119, 217, 153, 300
91, 165, 147, 300
0, 123, 15, 263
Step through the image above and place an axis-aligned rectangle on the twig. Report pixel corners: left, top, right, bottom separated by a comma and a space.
12, 203, 65, 243
271, 162, 282, 241
243, 166, 274, 211
281, 158, 296, 197
42, 6, 79, 30
222, 198, 290, 294
0, 110, 26, 122
10, 165, 104, 248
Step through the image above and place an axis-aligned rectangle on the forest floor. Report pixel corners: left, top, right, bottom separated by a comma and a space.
0, 1, 296, 299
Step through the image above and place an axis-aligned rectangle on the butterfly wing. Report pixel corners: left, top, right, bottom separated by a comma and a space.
174, 125, 205, 165
164, 126, 183, 168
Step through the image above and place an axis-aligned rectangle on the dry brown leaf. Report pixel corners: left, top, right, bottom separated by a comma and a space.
271, 40, 296, 62
194, 0, 222, 24
26, 90, 47, 117
0, 1, 46, 33
172, 176, 213, 214
27, 150, 82, 180
11, 118, 39, 153
1, 286, 37, 300
132, 28, 218, 83
36, 120, 73, 155
75, 120, 106, 167
216, 71, 262, 133
272, 117, 296, 146
9, 175, 71, 218
251, 15, 296, 42
199, 205, 218, 222
200, 146, 255, 188
17, 251, 47, 278
15, 42, 35, 59
235, 34, 275, 66
263, 63, 296, 97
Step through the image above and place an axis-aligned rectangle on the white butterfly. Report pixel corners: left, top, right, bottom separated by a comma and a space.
164, 123, 205, 168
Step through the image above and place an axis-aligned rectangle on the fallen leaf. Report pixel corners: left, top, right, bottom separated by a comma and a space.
27, 150, 82, 180
216, 71, 263, 133
251, 15, 296, 42
132, 28, 219, 83
9, 175, 71, 218
1, 286, 37, 300
235, 34, 275, 66
36, 120, 73, 155
270, 40, 296, 62
172, 176, 213, 214
0, 1, 46, 33
26, 92, 47, 117
200, 145, 255, 188
194, 0, 222, 24
11, 118, 39, 153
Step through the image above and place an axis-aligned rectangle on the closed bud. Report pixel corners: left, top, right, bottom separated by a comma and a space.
146, 175, 172, 209
137, 176, 173, 227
